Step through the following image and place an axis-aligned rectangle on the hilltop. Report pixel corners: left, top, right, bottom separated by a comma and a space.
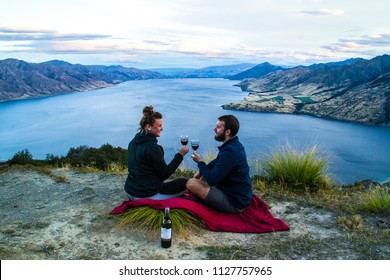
0, 59, 164, 102
223, 55, 390, 126
1, 165, 389, 260
227, 62, 286, 80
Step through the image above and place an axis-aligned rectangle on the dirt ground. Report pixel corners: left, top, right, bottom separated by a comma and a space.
1, 166, 389, 260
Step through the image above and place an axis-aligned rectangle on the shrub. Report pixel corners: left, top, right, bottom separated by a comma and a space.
45, 154, 66, 167
65, 144, 127, 171
9, 149, 34, 165
263, 144, 330, 192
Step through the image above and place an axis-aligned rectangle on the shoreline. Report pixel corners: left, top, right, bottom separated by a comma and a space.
222, 101, 390, 127
0, 84, 115, 104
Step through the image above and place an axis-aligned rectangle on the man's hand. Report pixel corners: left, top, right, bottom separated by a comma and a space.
191, 152, 202, 163
193, 171, 202, 179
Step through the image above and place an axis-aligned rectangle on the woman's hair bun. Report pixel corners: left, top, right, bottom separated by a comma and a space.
143, 106, 154, 116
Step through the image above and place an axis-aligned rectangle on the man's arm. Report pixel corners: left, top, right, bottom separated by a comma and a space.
197, 149, 235, 186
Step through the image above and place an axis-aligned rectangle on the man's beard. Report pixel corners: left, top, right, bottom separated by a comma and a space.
214, 132, 225, 142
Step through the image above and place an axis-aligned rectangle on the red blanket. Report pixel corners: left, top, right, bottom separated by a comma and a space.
111, 194, 290, 233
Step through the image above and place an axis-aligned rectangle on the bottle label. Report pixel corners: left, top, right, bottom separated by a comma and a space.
161, 228, 171, 239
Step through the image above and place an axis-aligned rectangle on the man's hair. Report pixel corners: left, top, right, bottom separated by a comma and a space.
218, 115, 239, 136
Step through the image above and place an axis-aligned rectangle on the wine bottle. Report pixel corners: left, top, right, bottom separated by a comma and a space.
161, 207, 172, 248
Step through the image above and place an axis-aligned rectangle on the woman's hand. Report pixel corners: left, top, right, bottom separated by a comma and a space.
179, 145, 189, 157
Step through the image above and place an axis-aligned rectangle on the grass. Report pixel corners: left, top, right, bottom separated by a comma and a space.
337, 215, 365, 232
359, 188, 390, 212
1, 164, 70, 183
118, 206, 205, 238
253, 174, 390, 213
256, 95, 284, 103
200, 233, 324, 260
262, 144, 330, 192
294, 96, 315, 103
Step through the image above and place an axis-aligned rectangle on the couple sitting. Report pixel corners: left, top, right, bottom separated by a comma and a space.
124, 106, 252, 214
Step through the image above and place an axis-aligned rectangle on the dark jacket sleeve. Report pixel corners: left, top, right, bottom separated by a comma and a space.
148, 142, 183, 179
197, 148, 236, 186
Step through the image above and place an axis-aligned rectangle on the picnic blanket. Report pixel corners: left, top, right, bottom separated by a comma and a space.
111, 194, 290, 233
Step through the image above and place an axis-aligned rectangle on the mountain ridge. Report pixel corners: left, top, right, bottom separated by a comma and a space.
0, 59, 165, 102
150, 63, 257, 78
223, 54, 390, 126
227, 62, 286, 80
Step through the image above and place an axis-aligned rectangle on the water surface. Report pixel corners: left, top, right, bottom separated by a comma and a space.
1, 78, 389, 184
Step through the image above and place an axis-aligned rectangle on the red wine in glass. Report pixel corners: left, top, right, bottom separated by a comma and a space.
180, 135, 189, 146
191, 139, 199, 151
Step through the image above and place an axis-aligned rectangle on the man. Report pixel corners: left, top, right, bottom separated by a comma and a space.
186, 115, 252, 213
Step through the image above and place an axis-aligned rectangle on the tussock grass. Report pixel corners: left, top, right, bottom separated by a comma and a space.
119, 206, 205, 238
359, 188, 390, 212
203, 148, 218, 164
263, 144, 330, 192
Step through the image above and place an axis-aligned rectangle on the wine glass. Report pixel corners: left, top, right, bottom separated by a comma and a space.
191, 139, 199, 152
180, 135, 189, 146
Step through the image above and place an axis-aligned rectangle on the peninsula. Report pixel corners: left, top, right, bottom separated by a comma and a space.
223, 55, 390, 126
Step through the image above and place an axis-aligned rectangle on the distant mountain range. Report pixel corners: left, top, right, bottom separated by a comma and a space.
0, 59, 164, 102
149, 63, 256, 78
223, 55, 390, 126
0, 59, 256, 102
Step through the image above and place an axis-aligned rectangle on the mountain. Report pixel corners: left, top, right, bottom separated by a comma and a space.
307, 57, 363, 69
227, 62, 286, 80
147, 68, 197, 76
223, 55, 390, 126
0, 59, 165, 102
150, 63, 257, 78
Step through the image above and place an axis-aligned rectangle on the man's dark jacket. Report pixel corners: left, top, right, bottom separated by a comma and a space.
197, 136, 252, 209
124, 132, 183, 197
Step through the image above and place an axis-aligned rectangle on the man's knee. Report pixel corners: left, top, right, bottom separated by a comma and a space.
186, 178, 197, 191
186, 178, 210, 199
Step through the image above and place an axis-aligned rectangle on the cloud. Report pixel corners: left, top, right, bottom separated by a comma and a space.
322, 42, 362, 53
0, 26, 119, 57
0, 26, 111, 41
0, 27, 53, 34
349, 33, 390, 46
143, 40, 172, 46
0, 25, 232, 59
300, 9, 345, 16
322, 33, 390, 53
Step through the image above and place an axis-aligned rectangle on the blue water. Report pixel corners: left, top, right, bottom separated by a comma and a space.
1, 78, 389, 184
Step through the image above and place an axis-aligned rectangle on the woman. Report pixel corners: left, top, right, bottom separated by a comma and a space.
124, 106, 189, 200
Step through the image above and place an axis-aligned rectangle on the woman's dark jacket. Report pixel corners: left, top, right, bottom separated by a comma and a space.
124, 132, 183, 197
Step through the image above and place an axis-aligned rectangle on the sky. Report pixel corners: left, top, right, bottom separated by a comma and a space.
0, 0, 389, 69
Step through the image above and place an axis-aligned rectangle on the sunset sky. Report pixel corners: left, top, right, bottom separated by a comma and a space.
0, 0, 389, 68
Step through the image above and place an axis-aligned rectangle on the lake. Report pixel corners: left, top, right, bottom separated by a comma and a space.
1, 78, 389, 184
